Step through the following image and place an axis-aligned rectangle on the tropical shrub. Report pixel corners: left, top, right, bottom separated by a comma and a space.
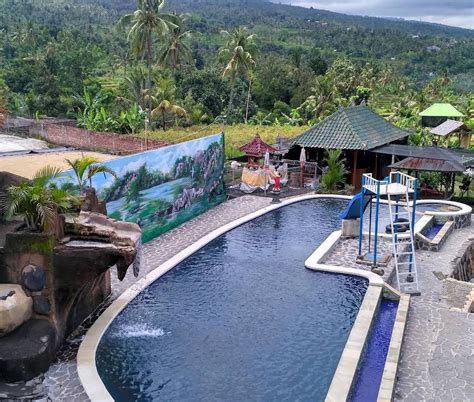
0, 166, 77, 232
65, 156, 117, 195
321, 149, 348, 191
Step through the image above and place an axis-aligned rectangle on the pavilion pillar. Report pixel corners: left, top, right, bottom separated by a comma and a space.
352, 150, 358, 193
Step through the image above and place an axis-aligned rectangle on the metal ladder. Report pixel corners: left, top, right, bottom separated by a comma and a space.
387, 185, 420, 295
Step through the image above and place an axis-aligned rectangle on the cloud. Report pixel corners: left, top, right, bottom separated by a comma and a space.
272, 0, 474, 29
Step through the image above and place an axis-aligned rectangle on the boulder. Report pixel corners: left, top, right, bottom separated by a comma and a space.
0, 284, 32, 337
32, 296, 51, 315
21, 264, 46, 292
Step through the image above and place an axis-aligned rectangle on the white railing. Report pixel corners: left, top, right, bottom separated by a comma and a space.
362, 173, 388, 194
390, 171, 416, 192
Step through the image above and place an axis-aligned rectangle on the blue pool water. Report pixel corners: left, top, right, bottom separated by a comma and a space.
425, 223, 444, 240
350, 299, 399, 402
96, 199, 368, 401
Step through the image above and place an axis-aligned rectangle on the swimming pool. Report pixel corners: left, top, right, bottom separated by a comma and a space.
95, 199, 369, 401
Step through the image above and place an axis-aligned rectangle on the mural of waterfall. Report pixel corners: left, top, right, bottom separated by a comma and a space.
56, 133, 226, 242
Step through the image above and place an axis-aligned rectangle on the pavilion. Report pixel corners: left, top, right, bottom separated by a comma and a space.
419, 103, 464, 128
239, 133, 276, 166
289, 105, 410, 191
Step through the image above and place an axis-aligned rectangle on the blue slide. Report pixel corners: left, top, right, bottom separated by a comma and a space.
339, 192, 372, 220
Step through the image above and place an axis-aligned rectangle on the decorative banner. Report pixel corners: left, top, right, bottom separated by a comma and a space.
57, 133, 226, 242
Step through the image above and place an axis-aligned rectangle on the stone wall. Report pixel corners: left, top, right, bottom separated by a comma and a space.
451, 238, 474, 282
30, 123, 169, 155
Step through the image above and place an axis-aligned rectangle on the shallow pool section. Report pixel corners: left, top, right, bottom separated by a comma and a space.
96, 199, 368, 401
425, 223, 444, 240
350, 299, 399, 402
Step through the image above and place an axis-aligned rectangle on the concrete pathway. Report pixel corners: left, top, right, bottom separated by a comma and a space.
394, 226, 474, 402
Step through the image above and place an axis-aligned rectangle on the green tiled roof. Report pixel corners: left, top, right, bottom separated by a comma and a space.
419, 103, 464, 117
291, 105, 409, 151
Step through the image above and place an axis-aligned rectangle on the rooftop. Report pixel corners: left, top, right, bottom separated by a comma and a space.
290, 105, 409, 151
430, 119, 467, 136
239, 133, 277, 157
419, 103, 464, 117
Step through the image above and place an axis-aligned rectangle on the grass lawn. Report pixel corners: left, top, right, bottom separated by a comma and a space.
141, 124, 309, 158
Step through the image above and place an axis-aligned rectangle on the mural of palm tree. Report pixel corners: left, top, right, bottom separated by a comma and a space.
65, 156, 117, 195
0, 166, 76, 232
218, 27, 256, 122
157, 14, 193, 75
119, 0, 177, 131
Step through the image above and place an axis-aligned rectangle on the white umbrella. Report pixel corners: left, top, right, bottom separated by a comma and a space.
299, 147, 306, 187
299, 147, 306, 164
264, 150, 270, 171
264, 150, 270, 194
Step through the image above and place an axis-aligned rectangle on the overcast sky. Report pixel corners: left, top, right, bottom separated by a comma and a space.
272, 0, 474, 29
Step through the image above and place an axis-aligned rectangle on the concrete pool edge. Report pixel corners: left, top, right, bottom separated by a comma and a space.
377, 294, 410, 402
304, 231, 385, 402
77, 194, 352, 401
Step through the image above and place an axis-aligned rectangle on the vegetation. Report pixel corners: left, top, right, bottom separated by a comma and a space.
65, 156, 118, 194
0, 0, 472, 147
321, 149, 348, 191
0, 166, 77, 232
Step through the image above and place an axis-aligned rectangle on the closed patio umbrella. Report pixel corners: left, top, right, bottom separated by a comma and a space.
299, 147, 306, 187
264, 150, 270, 195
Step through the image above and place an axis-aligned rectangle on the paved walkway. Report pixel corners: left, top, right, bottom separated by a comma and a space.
394, 226, 474, 402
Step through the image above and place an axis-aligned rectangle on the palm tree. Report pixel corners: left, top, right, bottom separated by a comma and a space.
119, 0, 178, 129
0, 166, 76, 232
149, 78, 186, 130
65, 156, 117, 195
151, 100, 186, 130
218, 27, 256, 121
157, 14, 193, 75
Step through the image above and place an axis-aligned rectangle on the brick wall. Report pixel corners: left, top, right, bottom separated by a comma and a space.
31, 123, 169, 155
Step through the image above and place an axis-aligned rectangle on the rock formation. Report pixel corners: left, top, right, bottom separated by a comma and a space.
0, 176, 141, 382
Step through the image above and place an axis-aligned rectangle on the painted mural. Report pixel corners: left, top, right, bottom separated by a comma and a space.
57, 133, 226, 242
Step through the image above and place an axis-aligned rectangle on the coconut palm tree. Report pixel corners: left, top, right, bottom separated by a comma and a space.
157, 14, 193, 75
0, 166, 76, 232
149, 78, 186, 130
151, 100, 186, 130
119, 0, 178, 129
65, 156, 117, 195
218, 27, 256, 121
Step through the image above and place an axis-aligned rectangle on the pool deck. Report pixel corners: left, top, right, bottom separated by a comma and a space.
1, 194, 473, 401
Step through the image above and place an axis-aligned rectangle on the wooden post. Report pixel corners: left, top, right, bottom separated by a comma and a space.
352, 150, 358, 192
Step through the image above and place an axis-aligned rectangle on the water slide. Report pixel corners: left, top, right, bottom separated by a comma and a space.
339, 191, 372, 220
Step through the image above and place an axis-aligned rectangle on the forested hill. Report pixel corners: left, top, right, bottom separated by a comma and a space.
0, 0, 472, 121
2, 0, 472, 79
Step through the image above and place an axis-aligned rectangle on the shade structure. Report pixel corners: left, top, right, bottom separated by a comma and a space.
371, 144, 474, 167
419, 103, 464, 117
430, 120, 467, 136
389, 157, 466, 173
290, 105, 409, 151
239, 133, 277, 157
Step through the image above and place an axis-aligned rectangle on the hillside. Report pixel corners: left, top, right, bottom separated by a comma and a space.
0, 0, 472, 125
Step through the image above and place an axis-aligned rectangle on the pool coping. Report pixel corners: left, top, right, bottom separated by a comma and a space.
77, 194, 353, 401
304, 230, 385, 402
